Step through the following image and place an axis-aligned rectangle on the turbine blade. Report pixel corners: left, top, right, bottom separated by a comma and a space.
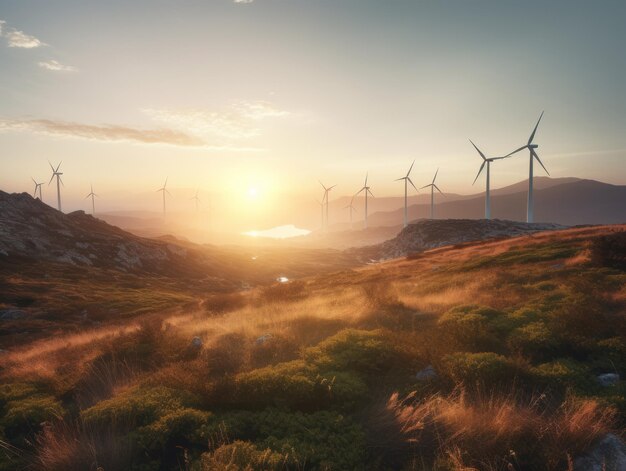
59, 176, 64, 187
532, 150, 550, 176
419, 184, 431, 190
166, 189, 172, 196
55, 161, 62, 172
364, 172, 368, 186
469, 139, 487, 160
48, 160, 55, 172
395, 177, 405, 181
407, 159, 415, 177
408, 177, 418, 192
32, 177, 37, 185
328, 185, 336, 191
432, 168, 439, 184
503, 145, 528, 157
528, 111, 544, 145
472, 161, 486, 185
434, 184, 444, 195
368, 189, 375, 198
319, 180, 327, 191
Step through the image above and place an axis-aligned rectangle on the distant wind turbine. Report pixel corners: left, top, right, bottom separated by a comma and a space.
395, 160, 418, 228
506, 112, 548, 223
420, 168, 444, 219
319, 181, 336, 232
191, 189, 201, 213
85, 184, 98, 215
31, 178, 44, 200
469, 140, 511, 220
344, 197, 358, 229
48, 161, 63, 211
355, 172, 374, 229
157, 177, 171, 217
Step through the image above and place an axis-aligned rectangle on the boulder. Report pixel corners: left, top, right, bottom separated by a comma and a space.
597, 373, 620, 387
416, 365, 437, 381
574, 434, 626, 471
0, 309, 25, 320
191, 336, 203, 348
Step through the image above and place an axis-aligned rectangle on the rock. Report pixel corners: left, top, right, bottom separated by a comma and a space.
191, 337, 203, 348
416, 365, 437, 381
573, 434, 626, 471
597, 373, 620, 387
256, 334, 273, 345
0, 309, 26, 320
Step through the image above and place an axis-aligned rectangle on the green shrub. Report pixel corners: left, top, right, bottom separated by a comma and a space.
440, 352, 523, 386
81, 385, 198, 430
303, 329, 397, 376
200, 441, 295, 470
532, 359, 596, 394
133, 407, 211, 451
437, 306, 503, 351
508, 321, 562, 360
0, 393, 64, 438
204, 409, 366, 470
232, 360, 367, 410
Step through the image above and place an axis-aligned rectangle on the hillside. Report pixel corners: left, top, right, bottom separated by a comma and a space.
1, 224, 624, 470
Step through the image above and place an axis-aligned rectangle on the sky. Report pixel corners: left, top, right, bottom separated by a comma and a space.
1, 0, 625, 231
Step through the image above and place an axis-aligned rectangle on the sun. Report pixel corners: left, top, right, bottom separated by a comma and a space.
247, 187, 258, 198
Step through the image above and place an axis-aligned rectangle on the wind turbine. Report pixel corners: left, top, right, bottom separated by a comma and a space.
48, 161, 63, 211
157, 177, 171, 217
85, 184, 98, 215
469, 140, 511, 220
31, 178, 44, 200
191, 189, 201, 213
344, 197, 358, 229
395, 160, 418, 228
506, 112, 548, 223
319, 181, 336, 232
354, 173, 374, 229
420, 169, 444, 219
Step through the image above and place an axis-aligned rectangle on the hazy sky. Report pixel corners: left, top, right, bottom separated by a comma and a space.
1, 0, 625, 223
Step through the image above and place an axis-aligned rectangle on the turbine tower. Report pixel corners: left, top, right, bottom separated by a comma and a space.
315, 199, 324, 231
157, 177, 171, 217
355, 173, 374, 229
420, 169, 444, 219
395, 160, 418, 228
469, 140, 511, 220
319, 181, 336, 232
85, 184, 98, 215
191, 189, 201, 213
48, 161, 63, 211
507, 112, 548, 223
31, 178, 44, 200
344, 197, 358, 229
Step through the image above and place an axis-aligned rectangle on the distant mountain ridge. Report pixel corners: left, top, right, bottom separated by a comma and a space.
365, 178, 626, 227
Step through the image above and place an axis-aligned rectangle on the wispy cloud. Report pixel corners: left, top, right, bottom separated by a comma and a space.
0, 101, 287, 151
233, 0, 254, 3
0, 117, 263, 151
5, 29, 46, 48
144, 101, 290, 140
38, 60, 77, 72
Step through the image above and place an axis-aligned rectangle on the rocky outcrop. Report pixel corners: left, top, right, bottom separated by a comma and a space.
349, 219, 564, 261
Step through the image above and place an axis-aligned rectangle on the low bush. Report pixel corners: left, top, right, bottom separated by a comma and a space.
260, 280, 308, 303
440, 352, 526, 387
303, 329, 397, 377
590, 231, 626, 270
437, 305, 504, 352
532, 358, 596, 395
81, 385, 199, 431
200, 440, 296, 470
204, 409, 366, 470
508, 321, 562, 361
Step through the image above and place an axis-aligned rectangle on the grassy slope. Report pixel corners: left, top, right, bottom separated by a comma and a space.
0, 225, 625, 470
